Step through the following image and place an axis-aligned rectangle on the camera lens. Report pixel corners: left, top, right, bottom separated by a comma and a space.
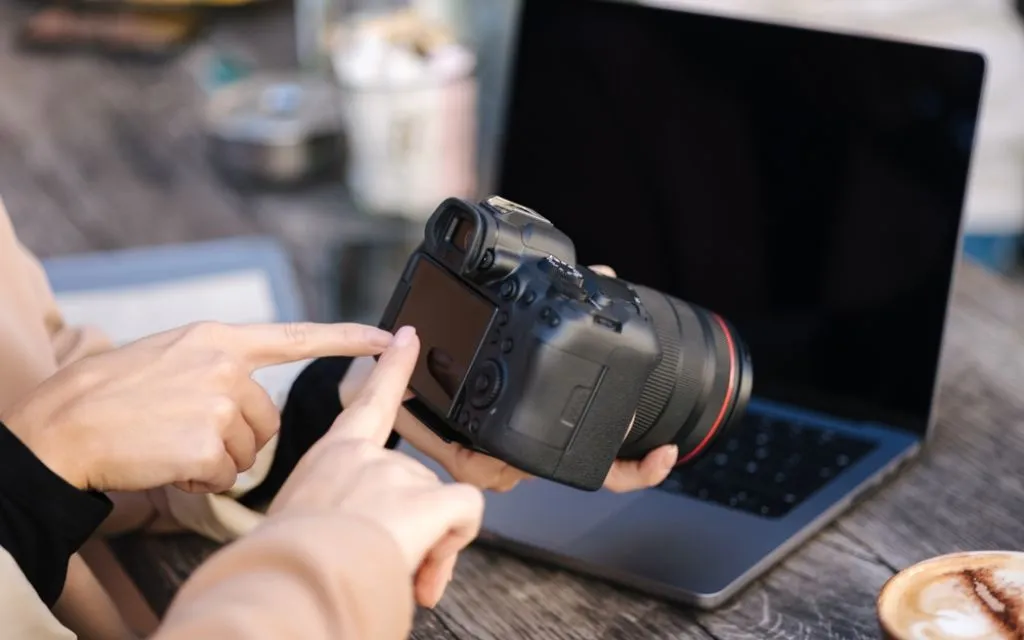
618, 286, 753, 466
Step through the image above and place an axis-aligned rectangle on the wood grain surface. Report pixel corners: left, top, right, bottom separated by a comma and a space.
2, 4, 1023, 638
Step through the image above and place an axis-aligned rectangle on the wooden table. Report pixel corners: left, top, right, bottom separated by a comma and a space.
3, 4, 1024, 638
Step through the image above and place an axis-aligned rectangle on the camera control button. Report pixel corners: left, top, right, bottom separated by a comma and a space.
550, 275, 588, 301
468, 360, 504, 410
539, 256, 585, 290
497, 311, 509, 326
501, 338, 514, 354
558, 269, 585, 290
469, 419, 480, 433
500, 279, 518, 300
458, 410, 470, 426
549, 315, 561, 327
522, 290, 536, 305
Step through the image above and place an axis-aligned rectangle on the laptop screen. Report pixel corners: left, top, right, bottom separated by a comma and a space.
497, 0, 985, 434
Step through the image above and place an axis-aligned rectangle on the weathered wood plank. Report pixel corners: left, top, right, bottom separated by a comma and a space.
412, 609, 463, 640
695, 535, 892, 640
105, 534, 214, 617
0, 4, 257, 252
109, 523, 896, 640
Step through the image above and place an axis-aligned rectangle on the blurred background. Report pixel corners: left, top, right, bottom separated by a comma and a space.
2, 0, 1024, 327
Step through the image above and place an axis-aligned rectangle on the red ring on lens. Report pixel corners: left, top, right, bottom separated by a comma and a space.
675, 313, 737, 466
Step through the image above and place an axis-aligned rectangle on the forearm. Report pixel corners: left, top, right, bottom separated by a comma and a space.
154, 514, 414, 640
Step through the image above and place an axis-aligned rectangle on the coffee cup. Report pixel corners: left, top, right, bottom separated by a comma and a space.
877, 551, 1024, 639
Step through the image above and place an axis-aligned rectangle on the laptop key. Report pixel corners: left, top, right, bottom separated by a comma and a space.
655, 413, 877, 518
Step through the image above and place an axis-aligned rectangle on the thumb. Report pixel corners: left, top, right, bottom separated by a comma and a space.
329, 326, 420, 446
588, 264, 617, 278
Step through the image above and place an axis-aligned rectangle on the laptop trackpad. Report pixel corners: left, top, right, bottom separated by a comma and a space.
397, 442, 643, 546
482, 480, 646, 547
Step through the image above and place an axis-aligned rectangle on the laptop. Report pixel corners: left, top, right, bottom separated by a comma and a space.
400, 0, 986, 608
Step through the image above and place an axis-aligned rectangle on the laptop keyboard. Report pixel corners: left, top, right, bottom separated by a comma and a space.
656, 414, 877, 518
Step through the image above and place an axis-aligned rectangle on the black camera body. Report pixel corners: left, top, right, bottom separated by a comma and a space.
378, 196, 663, 490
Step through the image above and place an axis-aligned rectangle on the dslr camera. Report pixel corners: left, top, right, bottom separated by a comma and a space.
379, 196, 752, 491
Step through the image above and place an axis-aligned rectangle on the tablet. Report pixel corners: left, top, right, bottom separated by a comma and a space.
44, 236, 307, 406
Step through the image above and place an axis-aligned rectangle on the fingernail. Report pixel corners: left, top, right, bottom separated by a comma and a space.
394, 325, 417, 347
427, 585, 445, 609
664, 445, 679, 468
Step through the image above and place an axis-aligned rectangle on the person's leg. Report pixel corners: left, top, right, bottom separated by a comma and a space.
53, 553, 141, 640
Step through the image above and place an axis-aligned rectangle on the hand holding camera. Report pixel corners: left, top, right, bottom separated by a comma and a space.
364, 196, 753, 492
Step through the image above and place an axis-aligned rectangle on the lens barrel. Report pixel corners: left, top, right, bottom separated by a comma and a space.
618, 286, 752, 465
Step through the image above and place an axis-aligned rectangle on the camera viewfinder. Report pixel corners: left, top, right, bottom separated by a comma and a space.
448, 217, 475, 253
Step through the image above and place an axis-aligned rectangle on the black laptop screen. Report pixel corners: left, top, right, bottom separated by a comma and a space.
497, 0, 985, 434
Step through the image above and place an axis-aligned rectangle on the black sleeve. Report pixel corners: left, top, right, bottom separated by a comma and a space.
0, 421, 112, 607
239, 357, 402, 509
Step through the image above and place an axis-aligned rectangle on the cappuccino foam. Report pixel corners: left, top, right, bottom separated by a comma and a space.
878, 552, 1024, 640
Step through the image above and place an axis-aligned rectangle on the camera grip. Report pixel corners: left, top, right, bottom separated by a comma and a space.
552, 347, 646, 491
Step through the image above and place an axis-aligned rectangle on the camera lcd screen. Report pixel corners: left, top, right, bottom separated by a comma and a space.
393, 257, 496, 416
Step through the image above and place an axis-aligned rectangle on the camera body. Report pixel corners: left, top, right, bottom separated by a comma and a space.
378, 196, 662, 490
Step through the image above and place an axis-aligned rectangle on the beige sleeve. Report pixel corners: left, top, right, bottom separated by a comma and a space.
159, 486, 268, 543
154, 514, 415, 640
0, 200, 138, 639
0, 197, 116, 405
0, 199, 63, 411
0, 548, 77, 640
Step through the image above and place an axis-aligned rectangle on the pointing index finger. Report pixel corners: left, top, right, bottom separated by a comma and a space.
222, 322, 394, 370
331, 326, 420, 446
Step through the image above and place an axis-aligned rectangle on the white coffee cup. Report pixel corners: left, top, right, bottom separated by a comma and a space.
877, 551, 1024, 639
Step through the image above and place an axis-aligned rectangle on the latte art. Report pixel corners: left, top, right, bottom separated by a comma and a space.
878, 552, 1024, 640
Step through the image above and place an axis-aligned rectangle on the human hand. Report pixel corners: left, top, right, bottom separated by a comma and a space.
340, 265, 678, 494
341, 354, 532, 492
582, 265, 680, 490
1, 321, 394, 494
270, 326, 484, 608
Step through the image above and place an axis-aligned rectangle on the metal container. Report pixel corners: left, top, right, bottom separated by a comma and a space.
204, 73, 346, 188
